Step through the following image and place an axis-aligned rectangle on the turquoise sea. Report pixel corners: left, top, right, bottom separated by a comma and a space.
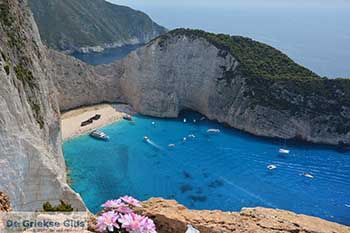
63, 112, 350, 225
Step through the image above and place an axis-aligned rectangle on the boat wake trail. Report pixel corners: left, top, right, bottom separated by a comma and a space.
145, 138, 165, 151
220, 176, 277, 208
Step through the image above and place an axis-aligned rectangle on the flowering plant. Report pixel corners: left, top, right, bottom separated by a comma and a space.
95, 196, 156, 233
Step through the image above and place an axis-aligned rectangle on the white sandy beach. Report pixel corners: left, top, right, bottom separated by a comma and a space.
61, 104, 133, 140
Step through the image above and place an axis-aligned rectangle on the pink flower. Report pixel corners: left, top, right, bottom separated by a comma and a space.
96, 211, 120, 232
121, 196, 142, 207
102, 199, 125, 209
119, 213, 156, 233
141, 217, 157, 233
116, 205, 133, 214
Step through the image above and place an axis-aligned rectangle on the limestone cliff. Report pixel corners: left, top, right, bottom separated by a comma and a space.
28, 0, 167, 53
120, 30, 350, 146
52, 29, 350, 146
0, 0, 84, 210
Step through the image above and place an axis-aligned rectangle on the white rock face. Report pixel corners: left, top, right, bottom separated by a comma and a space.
52, 33, 350, 146
0, 0, 84, 210
121, 35, 350, 146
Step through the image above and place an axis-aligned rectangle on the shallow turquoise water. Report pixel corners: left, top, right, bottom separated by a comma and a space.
63, 112, 350, 225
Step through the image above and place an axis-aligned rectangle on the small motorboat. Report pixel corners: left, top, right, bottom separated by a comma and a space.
123, 114, 132, 121
207, 129, 220, 134
303, 173, 314, 179
90, 130, 109, 141
267, 164, 277, 170
143, 136, 150, 142
168, 144, 176, 148
183, 118, 187, 123
279, 148, 290, 154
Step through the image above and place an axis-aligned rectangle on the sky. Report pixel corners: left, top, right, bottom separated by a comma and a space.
108, 0, 350, 8
106, 0, 350, 77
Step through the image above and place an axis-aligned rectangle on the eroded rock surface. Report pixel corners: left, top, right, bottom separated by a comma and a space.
0, 0, 84, 210
136, 198, 350, 233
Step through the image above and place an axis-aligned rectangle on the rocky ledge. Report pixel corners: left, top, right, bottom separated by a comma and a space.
135, 198, 350, 233
0, 192, 11, 212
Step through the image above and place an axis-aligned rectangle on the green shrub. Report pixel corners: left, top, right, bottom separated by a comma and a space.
43, 200, 73, 212
14, 65, 37, 89
0, 2, 13, 27
4, 64, 10, 75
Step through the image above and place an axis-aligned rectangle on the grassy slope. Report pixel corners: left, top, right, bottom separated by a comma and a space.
28, 0, 167, 50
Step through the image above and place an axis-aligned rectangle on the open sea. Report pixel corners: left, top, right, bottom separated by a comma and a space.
63, 112, 350, 225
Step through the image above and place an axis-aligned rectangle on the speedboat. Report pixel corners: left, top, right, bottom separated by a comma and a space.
207, 129, 220, 134
267, 164, 277, 170
279, 148, 290, 154
303, 173, 314, 179
123, 114, 132, 121
90, 130, 109, 141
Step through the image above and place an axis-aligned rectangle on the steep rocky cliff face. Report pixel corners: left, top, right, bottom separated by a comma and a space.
52, 29, 350, 146
28, 0, 167, 53
49, 50, 126, 110
0, 0, 84, 210
120, 30, 350, 146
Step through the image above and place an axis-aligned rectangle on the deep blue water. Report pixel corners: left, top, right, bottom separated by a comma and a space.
63, 112, 350, 225
70, 44, 142, 65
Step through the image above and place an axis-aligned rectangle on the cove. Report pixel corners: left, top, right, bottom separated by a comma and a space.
70, 44, 142, 65
63, 112, 350, 225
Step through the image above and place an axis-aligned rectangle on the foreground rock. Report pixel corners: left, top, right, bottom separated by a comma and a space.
136, 198, 350, 233
0, 192, 11, 212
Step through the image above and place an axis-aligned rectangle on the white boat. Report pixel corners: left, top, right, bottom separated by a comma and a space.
123, 114, 132, 121
90, 130, 109, 141
303, 173, 314, 179
279, 148, 290, 154
207, 129, 220, 134
267, 164, 277, 170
